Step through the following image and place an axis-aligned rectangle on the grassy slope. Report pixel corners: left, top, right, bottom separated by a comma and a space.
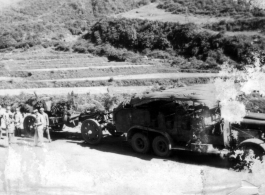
0, 0, 144, 50
118, 3, 265, 37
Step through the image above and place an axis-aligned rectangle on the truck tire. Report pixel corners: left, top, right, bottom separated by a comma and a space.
131, 133, 150, 154
81, 119, 102, 145
152, 136, 171, 158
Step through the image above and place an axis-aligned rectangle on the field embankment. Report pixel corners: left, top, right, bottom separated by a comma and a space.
0, 51, 214, 90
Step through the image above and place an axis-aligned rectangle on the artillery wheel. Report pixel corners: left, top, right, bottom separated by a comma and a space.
23, 115, 36, 137
106, 123, 123, 137
131, 133, 150, 154
152, 136, 171, 158
81, 119, 102, 145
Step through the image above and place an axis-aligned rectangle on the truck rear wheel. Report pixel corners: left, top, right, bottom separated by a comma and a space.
81, 119, 102, 145
131, 133, 150, 154
152, 136, 171, 157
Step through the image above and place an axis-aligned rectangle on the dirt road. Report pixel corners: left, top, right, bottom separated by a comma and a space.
0, 127, 253, 195
32, 73, 218, 82
19, 65, 154, 72
0, 86, 152, 96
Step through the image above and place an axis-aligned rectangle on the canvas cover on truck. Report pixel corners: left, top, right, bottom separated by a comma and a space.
129, 84, 219, 109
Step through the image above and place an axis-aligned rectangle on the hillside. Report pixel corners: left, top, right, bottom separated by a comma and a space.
78, 17, 265, 70
156, 0, 265, 18
0, 0, 146, 51
74, 1, 265, 70
116, 3, 233, 25
1, 0, 265, 71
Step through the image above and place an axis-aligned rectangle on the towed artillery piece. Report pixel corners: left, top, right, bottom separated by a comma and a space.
23, 99, 80, 136
23, 99, 122, 140
82, 84, 265, 160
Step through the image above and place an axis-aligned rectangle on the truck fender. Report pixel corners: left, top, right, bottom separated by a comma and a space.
238, 138, 265, 153
126, 125, 174, 150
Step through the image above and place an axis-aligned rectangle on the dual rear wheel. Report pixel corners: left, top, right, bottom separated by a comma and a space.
131, 133, 171, 157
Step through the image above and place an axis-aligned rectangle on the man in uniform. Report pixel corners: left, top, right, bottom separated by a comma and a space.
40, 108, 51, 143
14, 107, 23, 137
5, 106, 15, 145
33, 109, 44, 147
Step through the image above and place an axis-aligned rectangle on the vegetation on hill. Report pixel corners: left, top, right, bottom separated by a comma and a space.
205, 17, 265, 32
0, 0, 146, 51
1, 0, 265, 71
157, 0, 265, 17
78, 18, 265, 69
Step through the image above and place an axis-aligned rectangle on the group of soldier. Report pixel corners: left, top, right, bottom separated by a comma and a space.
0, 105, 51, 147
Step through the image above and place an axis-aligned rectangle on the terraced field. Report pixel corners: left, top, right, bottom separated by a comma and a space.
0, 50, 217, 95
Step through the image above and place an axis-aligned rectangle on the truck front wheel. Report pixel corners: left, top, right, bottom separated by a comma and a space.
131, 133, 150, 154
152, 136, 171, 158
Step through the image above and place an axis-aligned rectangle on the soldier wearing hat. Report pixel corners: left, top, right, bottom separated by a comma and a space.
33, 109, 44, 147
40, 107, 51, 142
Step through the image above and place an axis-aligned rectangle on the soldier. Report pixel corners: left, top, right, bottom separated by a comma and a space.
14, 107, 23, 137
33, 109, 44, 147
40, 108, 51, 143
5, 107, 15, 145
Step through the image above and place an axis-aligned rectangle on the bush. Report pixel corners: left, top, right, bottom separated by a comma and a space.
138, 0, 150, 6
72, 40, 90, 53
147, 50, 172, 59
55, 42, 71, 52
171, 56, 187, 67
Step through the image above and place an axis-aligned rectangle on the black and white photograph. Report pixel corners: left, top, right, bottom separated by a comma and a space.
0, 0, 265, 194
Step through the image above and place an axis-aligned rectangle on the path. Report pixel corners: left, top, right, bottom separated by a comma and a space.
18, 65, 155, 72
32, 73, 218, 82
0, 86, 152, 95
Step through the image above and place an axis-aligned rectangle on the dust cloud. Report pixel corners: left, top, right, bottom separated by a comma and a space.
213, 57, 265, 123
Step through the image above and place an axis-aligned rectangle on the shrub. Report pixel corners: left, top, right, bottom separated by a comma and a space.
108, 77, 114, 82
55, 42, 71, 52
147, 50, 172, 59
138, 0, 150, 6
72, 40, 90, 53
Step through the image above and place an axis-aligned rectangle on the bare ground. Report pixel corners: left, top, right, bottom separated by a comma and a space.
0, 126, 251, 195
